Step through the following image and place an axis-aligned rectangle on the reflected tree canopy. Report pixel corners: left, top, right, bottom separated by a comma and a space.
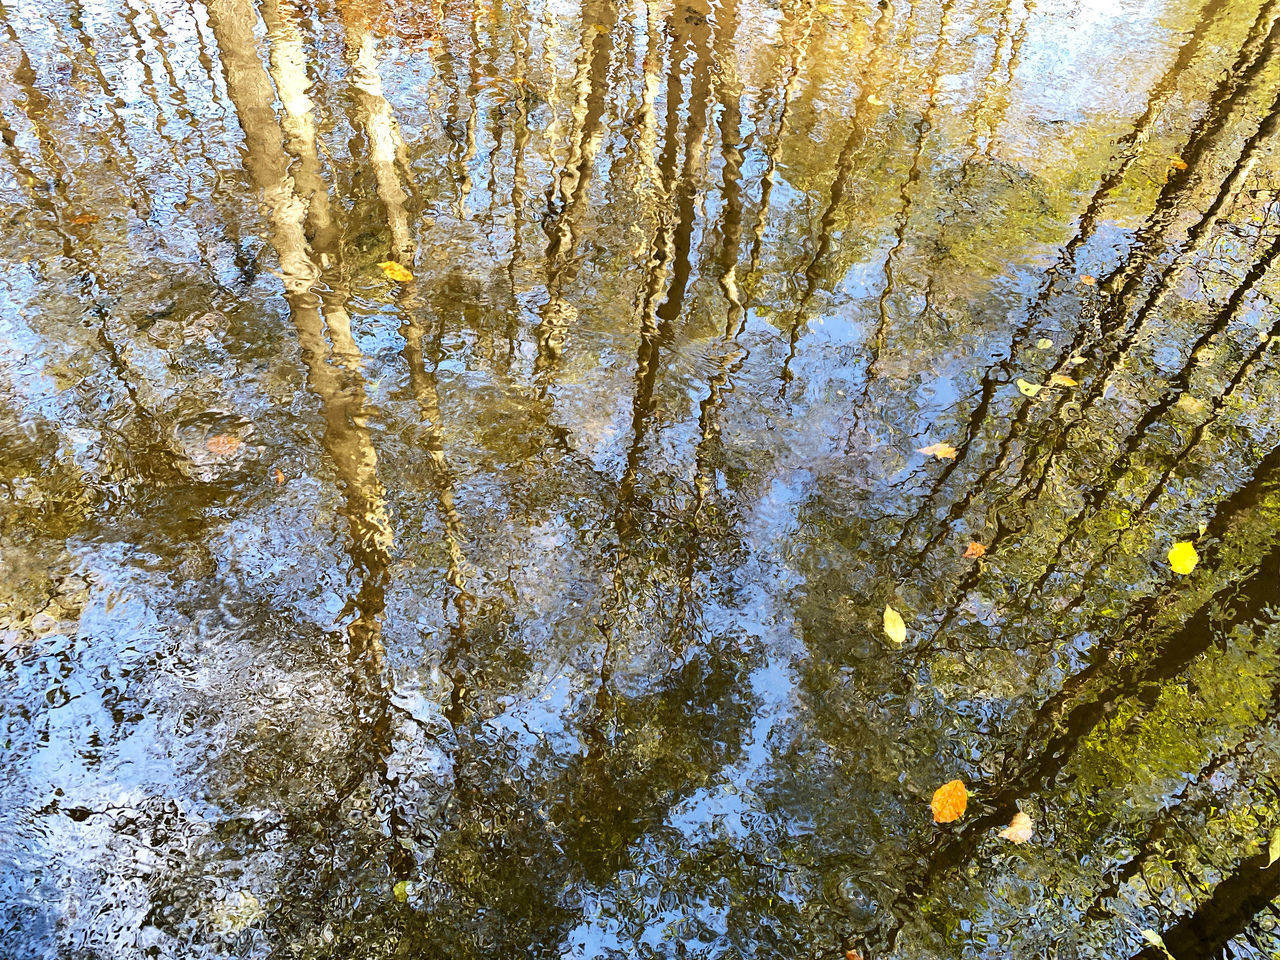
3, 0, 1280, 956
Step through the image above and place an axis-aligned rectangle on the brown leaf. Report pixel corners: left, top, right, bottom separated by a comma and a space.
205, 434, 243, 456
917, 442, 957, 460
963, 541, 987, 559
931, 779, 968, 823
998, 810, 1033, 843
845, 951, 864, 960
70, 213, 99, 225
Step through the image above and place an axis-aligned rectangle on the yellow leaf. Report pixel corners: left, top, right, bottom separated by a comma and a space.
1049, 373, 1079, 387
931, 779, 967, 823
1167, 541, 1198, 575
1016, 379, 1042, 397
883, 605, 907, 644
1067, 356, 1088, 366
917, 442, 957, 460
963, 541, 987, 559
1168, 157, 1188, 171
867, 93, 885, 106
378, 260, 413, 283
998, 810, 1033, 843
1035, 338, 1054, 350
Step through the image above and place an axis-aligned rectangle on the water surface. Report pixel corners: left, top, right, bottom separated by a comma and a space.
3, 0, 1280, 956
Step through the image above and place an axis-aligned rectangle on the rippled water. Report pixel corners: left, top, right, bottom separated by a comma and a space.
3, 0, 1280, 956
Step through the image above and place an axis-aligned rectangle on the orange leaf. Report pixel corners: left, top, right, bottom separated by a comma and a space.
998, 810, 1033, 843
917, 442, 957, 460
70, 213, 99, 225
845, 952, 864, 960
205, 434, 243, 456
273, 468, 286, 485
1079, 275, 1096, 286
931, 779, 968, 823
963, 541, 987, 559
1049, 373, 1079, 387
1168, 157, 1188, 171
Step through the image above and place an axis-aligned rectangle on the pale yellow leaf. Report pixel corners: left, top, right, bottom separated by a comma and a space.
998, 810, 1033, 843
917, 442, 957, 460
1049, 373, 1079, 387
1016, 378, 1042, 397
883, 605, 906, 644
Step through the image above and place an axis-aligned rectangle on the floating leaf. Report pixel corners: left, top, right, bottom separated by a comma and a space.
998, 810, 1033, 843
1016, 379, 1042, 397
378, 260, 413, 283
1175, 394, 1208, 417
963, 541, 987, 559
1168, 157, 1188, 171
1049, 373, 1079, 387
931, 779, 967, 824
1167, 541, 1198, 575
273, 468, 286, 485
1067, 356, 1088, 366
70, 213, 99, 225
845, 951, 864, 960
917, 442, 957, 460
1080, 274, 1096, 286
205, 433, 243, 456
883, 605, 907, 645
393, 879, 412, 902
1140, 928, 1174, 959
867, 93, 885, 106
1035, 337, 1054, 350
1268, 827, 1280, 867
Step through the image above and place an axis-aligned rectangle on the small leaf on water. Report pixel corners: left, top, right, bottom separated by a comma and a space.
273, 468, 286, 485
1035, 338, 1054, 350
1268, 827, 1280, 867
963, 541, 987, 559
1016, 379, 1042, 397
883, 605, 907, 644
931, 779, 967, 823
205, 434, 243, 456
1168, 157, 1188, 171
393, 879, 412, 902
1175, 394, 1209, 416
1167, 540, 1198, 575
867, 93, 885, 106
998, 810, 1033, 843
378, 260, 413, 283
70, 213, 99, 225
1140, 929, 1174, 958
1080, 274, 1096, 286
1049, 373, 1079, 387
917, 442, 957, 460
1067, 356, 1088, 366
845, 951, 864, 960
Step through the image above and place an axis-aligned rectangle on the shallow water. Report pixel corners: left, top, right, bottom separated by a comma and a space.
3, 0, 1280, 956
